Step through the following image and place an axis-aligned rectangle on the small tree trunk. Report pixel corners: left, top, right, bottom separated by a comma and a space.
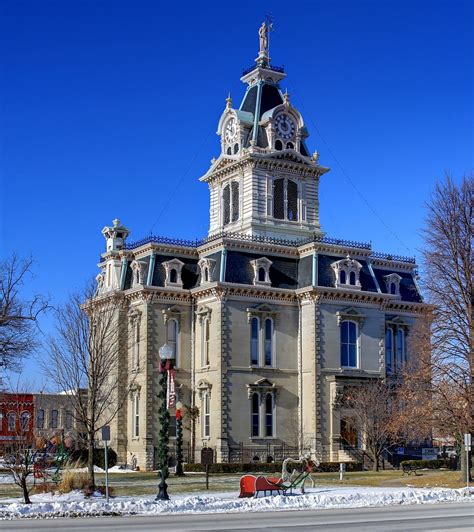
88, 431, 95, 488
21, 477, 31, 504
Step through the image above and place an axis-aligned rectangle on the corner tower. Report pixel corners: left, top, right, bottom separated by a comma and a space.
200, 23, 329, 240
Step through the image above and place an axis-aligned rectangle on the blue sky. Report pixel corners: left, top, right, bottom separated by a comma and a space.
1, 0, 472, 387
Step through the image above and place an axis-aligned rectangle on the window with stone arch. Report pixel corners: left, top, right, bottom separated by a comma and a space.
273, 178, 298, 221
251, 392, 260, 437
265, 393, 274, 437
167, 318, 179, 367
222, 181, 240, 226
396, 328, 405, 369
202, 392, 210, 438
133, 393, 140, 438
7, 412, 15, 432
202, 317, 210, 367
20, 412, 30, 432
250, 317, 259, 365
264, 318, 273, 367
340, 320, 358, 368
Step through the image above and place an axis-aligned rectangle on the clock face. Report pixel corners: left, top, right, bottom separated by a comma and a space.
275, 114, 296, 140
225, 118, 237, 142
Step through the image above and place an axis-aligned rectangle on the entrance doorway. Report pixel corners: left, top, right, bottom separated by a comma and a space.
341, 419, 357, 446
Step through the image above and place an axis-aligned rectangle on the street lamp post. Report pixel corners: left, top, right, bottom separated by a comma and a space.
175, 400, 184, 477
156, 343, 174, 501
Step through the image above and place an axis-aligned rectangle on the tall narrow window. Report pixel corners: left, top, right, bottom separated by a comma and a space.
202, 318, 210, 366
385, 328, 393, 374
273, 178, 285, 219
341, 321, 357, 368
167, 319, 179, 366
66, 411, 73, 430
287, 179, 298, 221
340, 270, 346, 284
265, 394, 273, 437
37, 409, 45, 429
133, 320, 140, 368
169, 415, 177, 438
251, 393, 260, 437
170, 269, 177, 283
349, 271, 356, 285
258, 267, 266, 282
396, 329, 405, 368
7, 413, 15, 432
390, 283, 396, 295
264, 318, 273, 366
51, 409, 59, 429
133, 394, 140, 437
20, 412, 30, 432
223, 185, 230, 225
250, 317, 259, 365
203, 393, 210, 437
231, 181, 239, 222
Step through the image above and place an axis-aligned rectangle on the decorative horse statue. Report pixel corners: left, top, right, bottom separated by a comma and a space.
281, 452, 320, 494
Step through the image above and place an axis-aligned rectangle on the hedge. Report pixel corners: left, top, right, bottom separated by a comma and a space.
400, 459, 448, 470
68, 448, 117, 470
183, 461, 363, 474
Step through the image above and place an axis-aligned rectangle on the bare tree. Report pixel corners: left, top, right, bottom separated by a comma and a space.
0, 255, 49, 371
341, 379, 408, 471
43, 283, 134, 488
0, 378, 36, 504
419, 174, 473, 477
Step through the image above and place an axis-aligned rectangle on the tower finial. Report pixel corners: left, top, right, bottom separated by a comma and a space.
283, 89, 290, 106
226, 92, 232, 109
256, 19, 273, 66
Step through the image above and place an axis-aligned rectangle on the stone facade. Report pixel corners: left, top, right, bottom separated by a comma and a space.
92, 28, 427, 470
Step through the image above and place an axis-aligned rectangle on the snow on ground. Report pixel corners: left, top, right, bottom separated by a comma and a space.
0, 486, 472, 520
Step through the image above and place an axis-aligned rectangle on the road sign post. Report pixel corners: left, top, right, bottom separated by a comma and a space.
102, 426, 111, 502
464, 433, 471, 488
201, 448, 214, 490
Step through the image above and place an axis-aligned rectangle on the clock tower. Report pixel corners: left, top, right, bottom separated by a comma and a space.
200, 23, 329, 240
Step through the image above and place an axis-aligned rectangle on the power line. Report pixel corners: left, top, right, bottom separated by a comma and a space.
293, 93, 413, 254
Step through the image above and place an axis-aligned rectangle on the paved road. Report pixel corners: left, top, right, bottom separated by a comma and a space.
1, 502, 473, 531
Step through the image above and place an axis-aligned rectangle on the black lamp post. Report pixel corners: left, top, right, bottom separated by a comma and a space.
156, 343, 173, 501
175, 400, 184, 477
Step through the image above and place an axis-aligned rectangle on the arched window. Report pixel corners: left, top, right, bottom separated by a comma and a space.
202, 318, 210, 366
390, 282, 396, 295
37, 409, 45, 429
251, 393, 259, 437
275, 139, 283, 151
264, 318, 273, 366
258, 267, 266, 282
223, 185, 230, 225
133, 320, 140, 369
204, 268, 209, 282
233, 143, 239, 154
170, 269, 177, 284
273, 178, 298, 221
273, 178, 285, 219
349, 271, 356, 285
250, 317, 259, 365
227, 146, 232, 155
341, 321, 357, 368
20, 412, 30, 432
203, 392, 210, 437
385, 328, 393, 373
396, 329, 405, 368
265, 393, 273, 437
340, 270, 346, 284
287, 179, 298, 221
231, 181, 239, 222
286, 142, 294, 150
167, 319, 179, 366
7, 413, 15, 432
133, 393, 139, 437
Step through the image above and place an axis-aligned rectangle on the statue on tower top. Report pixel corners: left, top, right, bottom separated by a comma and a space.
257, 20, 273, 65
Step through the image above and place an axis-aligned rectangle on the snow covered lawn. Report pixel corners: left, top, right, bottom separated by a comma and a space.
0, 486, 472, 519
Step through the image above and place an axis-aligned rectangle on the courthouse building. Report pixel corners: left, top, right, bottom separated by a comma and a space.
95, 26, 427, 470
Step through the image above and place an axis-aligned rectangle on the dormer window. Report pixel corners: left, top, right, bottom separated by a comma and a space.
331, 255, 362, 290
384, 273, 402, 297
222, 181, 240, 226
131, 260, 146, 287
162, 259, 184, 288
250, 257, 272, 286
275, 140, 283, 151
198, 258, 216, 285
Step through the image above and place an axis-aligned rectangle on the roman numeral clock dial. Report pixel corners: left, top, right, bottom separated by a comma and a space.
275, 114, 295, 140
